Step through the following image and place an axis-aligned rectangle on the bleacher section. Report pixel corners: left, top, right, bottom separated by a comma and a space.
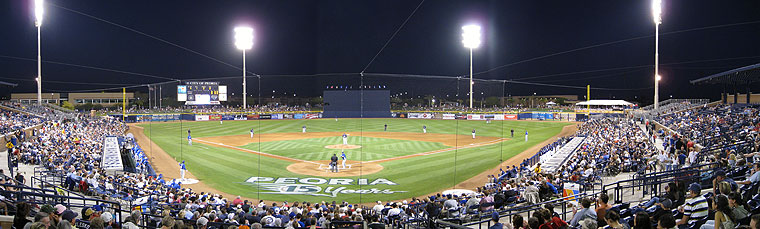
540, 136, 586, 174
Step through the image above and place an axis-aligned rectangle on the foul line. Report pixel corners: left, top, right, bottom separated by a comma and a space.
193, 138, 321, 165
361, 138, 509, 164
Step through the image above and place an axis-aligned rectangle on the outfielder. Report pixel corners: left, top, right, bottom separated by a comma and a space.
341, 150, 347, 169
250, 128, 254, 138
423, 125, 427, 134
187, 130, 192, 146
525, 131, 529, 142
302, 125, 307, 133
179, 160, 186, 180
472, 129, 476, 139
342, 133, 348, 145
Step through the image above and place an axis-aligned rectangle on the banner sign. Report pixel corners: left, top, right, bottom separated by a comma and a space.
284, 114, 294, 119
407, 113, 433, 119
442, 114, 456, 120
294, 114, 304, 119
393, 113, 407, 118
455, 114, 467, 119
234, 115, 247, 121
222, 115, 235, 120
247, 115, 259, 120
245, 177, 407, 197
195, 115, 209, 121
209, 115, 222, 121
563, 183, 581, 201
272, 114, 284, 120
259, 114, 272, 119
504, 114, 518, 120
304, 114, 319, 119
101, 136, 123, 170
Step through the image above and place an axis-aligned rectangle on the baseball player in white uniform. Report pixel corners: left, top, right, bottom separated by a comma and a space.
179, 161, 186, 180
525, 131, 529, 142
472, 129, 476, 139
341, 150, 347, 169
302, 125, 306, 133
423, 125, 427, 134
250, 128, 254, 138
342, 133, 348, 145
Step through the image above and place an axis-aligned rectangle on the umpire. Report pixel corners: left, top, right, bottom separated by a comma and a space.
330, 154, 339, 172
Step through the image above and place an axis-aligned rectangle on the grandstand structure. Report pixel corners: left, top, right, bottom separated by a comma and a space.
1, 89, 759, 229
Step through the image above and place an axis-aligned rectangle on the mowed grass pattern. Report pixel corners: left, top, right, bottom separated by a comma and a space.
239, 136, 447, 161
139, 118, 571, 202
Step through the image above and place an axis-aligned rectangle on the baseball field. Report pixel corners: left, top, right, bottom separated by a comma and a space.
131, 118, 575, 203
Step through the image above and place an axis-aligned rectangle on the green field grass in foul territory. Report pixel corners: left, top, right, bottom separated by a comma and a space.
139, 118, 572, 203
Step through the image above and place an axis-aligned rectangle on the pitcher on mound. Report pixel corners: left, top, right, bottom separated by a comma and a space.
342, 133, 348, 145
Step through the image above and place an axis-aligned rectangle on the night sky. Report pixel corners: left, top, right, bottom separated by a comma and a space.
1, 0, 759, 103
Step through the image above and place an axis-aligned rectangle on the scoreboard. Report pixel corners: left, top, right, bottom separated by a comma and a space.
177, 82, 227, 105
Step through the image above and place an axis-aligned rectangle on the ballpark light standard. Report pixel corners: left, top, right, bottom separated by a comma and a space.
234, 26, 254, 109
652, 0, 662, 110
35, 0, 44, 105
462, 25, 481, 109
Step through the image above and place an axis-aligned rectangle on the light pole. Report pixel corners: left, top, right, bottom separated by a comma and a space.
35, 0, 44, 105
234, 26, 254, 109
462, 24, 481, 109
652, 0, 662, 110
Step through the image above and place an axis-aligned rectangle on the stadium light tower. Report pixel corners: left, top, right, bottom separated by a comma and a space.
35, 0, 44, 105
234, 26, 254, 109
652, 0, 662, 110
462, 24, 481, 109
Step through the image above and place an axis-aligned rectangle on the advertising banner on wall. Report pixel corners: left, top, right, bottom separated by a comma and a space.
504, 114, 518, 120
408, 113, 433, 119
209, 115, 222, 121
195, 115, 209, 121
294, 114, 304, 119
222, 115, 235, 120
455, 114, 467, 119
259, 114, 272, 119
247, 114, 259, 120
234, 115, 247, 121
305, 113, 319, 119
442, 114, 456, 120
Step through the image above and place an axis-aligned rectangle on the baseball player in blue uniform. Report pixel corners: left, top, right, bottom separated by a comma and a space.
187, 130, 192, 146
179, 160, 186, 180
341, 150, 347, 169
342, 133, 348, 145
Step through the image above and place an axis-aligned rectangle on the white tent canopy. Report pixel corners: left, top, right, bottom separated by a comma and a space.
545, 101, 557, 105
575, 100, 633, 106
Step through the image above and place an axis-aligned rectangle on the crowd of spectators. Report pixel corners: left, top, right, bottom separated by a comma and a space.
656, 104, 759, 148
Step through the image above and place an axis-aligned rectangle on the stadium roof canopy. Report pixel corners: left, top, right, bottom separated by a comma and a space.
0, 80, 17, 87
690, 63, 760, 85
575, 100, 633, 106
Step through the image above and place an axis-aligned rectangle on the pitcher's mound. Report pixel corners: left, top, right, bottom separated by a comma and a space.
287, 160, 383, 177
324, 144, 362, 149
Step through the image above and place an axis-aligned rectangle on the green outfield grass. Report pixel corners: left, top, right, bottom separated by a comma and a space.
139, 118, 572, 203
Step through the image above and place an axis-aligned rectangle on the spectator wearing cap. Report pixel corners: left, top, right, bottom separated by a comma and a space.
713, 170, 738, 194
197, 217, 209, 229
651, 198, 673, 222
39, 204, 59, 229
489, 212, 504, 229
101, 212, 114, 229
677, 183, 708, 226
59, 210, 78, 229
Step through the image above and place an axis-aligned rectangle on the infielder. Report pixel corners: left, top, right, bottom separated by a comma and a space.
250, 128, 254, 138
341, 150, 347, 169
302, 125, 307, 133
187, 130, 192, 146
342, 133, 348, 145
179, 160, 186, 180
423, 125, 427, 134
220, 119, 223, 125
472, 129, 476, 139
525, 131, 529, 142
384, 124, 388, 131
